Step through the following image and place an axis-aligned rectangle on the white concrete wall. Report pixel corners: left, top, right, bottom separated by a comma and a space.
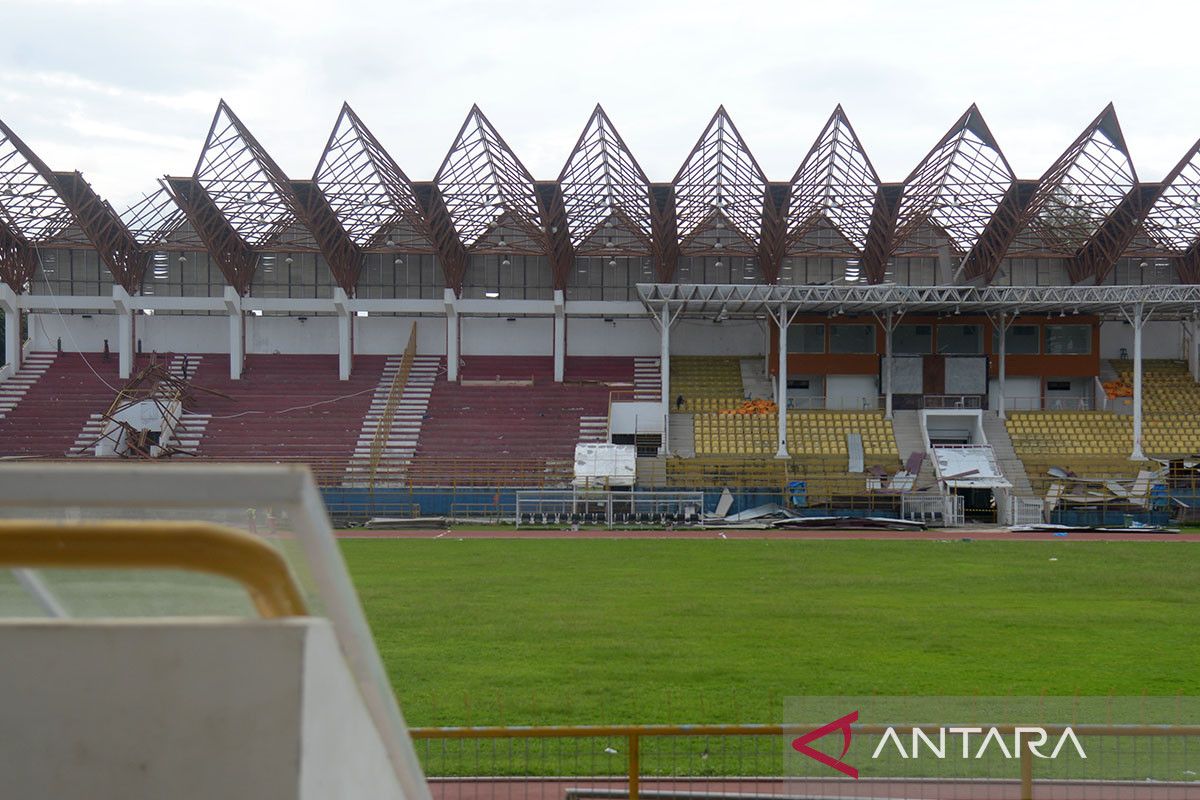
567, 318, 659, 356
29, 312, 117, 352
989, 375, 1041, 411
826, 374, 878, 409
0, 618, 410, 800
1100, 319, 1182, 359
356, 317, 447, 355
461, 316, 554, 356
674, 319, 764, 356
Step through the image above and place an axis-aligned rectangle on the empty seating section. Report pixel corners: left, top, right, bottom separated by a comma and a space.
680, 411, 902, 508
1110, 359, 1200, 414
1005, 411, 1140, 492
194, 355, 388, 461
694, 410, 898, 459
410, 356, 630, 485
670, 357, 744, 411
0, 353, 120, 457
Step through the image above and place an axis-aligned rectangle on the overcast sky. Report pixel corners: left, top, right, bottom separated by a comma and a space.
2, 0, 1197, 210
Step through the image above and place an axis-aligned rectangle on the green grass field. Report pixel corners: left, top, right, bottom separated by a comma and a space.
343, 538, 1200, 728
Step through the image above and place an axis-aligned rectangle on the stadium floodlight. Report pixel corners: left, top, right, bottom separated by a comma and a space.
485, 290, 500, 298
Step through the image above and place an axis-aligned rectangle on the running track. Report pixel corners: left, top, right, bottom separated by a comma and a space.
341, 528, 1200, 542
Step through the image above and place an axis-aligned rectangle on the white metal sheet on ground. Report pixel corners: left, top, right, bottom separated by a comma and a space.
573, 443, 636, 487
934, 445, 1011, 489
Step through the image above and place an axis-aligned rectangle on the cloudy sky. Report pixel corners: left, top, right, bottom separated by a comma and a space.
2, 0, 1197, 210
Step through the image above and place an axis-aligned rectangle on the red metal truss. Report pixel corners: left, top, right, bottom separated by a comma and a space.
1141, 137, 1200, 260
0, 117, 152, 291
672, 107, 770, 256
0, 120, 75, 244
434, 106, 547, 254
0, 220, 38, 292
163, 176, 258, 295
121, 187, 189, 248
558, 105, 655, 259
959, 180, 1038, 283
784, 105, 881, 257
314, 104, 433, 251
860, 185, 903, 284
893, 105, 1015, 259
1019, 104, 1137, 281
48, 171, 150, 293
193, 100, 305, 249
291, 179, 361, 293
414, 183, 468, 292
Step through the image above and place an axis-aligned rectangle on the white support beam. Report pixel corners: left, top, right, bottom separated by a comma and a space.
775, 303, 789, 460
112, 285, 134, 380
660, 303, 671, 456
444, 288, 459, 382
1131, 302, 1146, 461
1, 284, 20, 373
334, 288, 353, 381
553, 289, 565, 383
883, 311, 895, 420
1190, 315, 1200, 382
991, 312, 1012, 420
224, 286, 244, 381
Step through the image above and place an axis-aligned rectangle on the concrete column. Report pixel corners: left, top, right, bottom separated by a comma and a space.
775, 304, 789, 459
113, 285, 134, 379
997, 313, 1007, 420
334, 288, 352, 381
444, 288, 459, 382
884, 311, 894, 420
1132, 303, 1145, 461
553, 289, 565, 382
224, 286, 243, 380
1, 284, 20, 372
660, 304, 671, 456
1190, 316, 1200, 382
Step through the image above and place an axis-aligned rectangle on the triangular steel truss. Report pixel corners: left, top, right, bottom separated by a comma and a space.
785, 105, 880, 255
193, 100, 303, 248
1021, 104, 1137, 258
434, 106, 546, 252
315, 104, 430, 250
673, 107, 770, 252
558, 105, 655, 254
893, 105, 1015, 256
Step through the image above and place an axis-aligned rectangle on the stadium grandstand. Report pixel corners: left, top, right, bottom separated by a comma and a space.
3, 100, 1200, 526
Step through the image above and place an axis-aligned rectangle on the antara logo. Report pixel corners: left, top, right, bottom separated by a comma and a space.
791, 714, 1087, 780
872, 726, 1088, 761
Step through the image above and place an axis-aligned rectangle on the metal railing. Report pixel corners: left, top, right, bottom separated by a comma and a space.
369, 322, 418, 489
919, 394, 983, 410
409, 723, 1200, 800
0, 520, 308, 618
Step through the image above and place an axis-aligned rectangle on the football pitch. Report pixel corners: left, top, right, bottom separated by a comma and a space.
342, 538, 1200, 728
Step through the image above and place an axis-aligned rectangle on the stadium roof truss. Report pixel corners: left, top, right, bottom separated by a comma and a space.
435, 107, 547, 252
193, 101, 306, 250
1137, 137, 1200, 282
672, 107, 773, 263
638, 282, 1200, 319
558, 106, 656, 260
0, 117, 148, 293
1018, 104, 1142, 284
783, 105, 881, 261
307, 103, 437, 293
121, 187, 190, 249
892, 106, 1016, 264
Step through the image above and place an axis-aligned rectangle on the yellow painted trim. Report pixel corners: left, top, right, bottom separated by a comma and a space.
0, 520, 307, 619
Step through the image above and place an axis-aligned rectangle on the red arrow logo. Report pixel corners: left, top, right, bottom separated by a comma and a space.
790, 711, 858, 779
